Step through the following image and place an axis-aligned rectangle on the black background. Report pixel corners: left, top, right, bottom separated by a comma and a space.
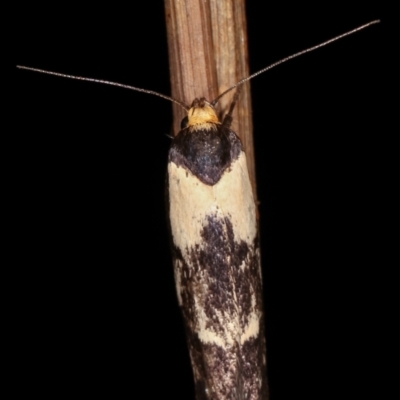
15, 2, 385, 399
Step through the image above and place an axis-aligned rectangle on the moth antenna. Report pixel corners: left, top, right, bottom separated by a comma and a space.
16, 65, 189, 111
212, 19, 380, 106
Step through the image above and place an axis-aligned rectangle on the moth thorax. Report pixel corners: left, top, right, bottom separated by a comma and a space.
188, 97, 220, 129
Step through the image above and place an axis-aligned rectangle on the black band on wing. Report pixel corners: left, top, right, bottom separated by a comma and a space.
169, 125, 243, 185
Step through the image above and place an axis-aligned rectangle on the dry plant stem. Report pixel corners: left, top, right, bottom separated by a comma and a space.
165, 1, 268, 399
164, 0, 257, 200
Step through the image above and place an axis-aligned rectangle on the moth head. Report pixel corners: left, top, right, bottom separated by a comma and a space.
186, 98, 220, 129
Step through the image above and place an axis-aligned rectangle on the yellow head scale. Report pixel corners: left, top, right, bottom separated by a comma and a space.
187, 98, 220, 129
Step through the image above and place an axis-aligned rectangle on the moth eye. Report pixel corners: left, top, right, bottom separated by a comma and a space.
180, 116, 189, 129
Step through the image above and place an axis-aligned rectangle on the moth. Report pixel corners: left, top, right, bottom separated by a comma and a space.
17, 20, 379, 400
168, 93, 267, 399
